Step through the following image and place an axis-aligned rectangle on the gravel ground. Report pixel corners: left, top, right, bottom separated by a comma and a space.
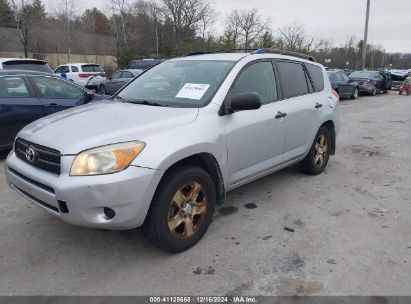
0, 92, 410, 296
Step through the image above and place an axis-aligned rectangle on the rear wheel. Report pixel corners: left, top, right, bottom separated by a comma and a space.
301, 127, 331, 175
144, 166, 216, 253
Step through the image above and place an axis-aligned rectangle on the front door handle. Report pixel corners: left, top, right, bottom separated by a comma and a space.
315, 103, 323, 109
275, 111, 287, 119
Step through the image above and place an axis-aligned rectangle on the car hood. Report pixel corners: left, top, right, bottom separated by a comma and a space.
18, 100, 199, 154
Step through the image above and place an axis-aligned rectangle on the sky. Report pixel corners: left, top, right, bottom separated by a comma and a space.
42, 0, 411, 53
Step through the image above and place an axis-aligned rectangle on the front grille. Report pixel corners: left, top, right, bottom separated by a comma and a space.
15, 138, 61, 175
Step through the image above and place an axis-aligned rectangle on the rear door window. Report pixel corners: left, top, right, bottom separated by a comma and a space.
306, 64, 325, 92
121, 71, 134, 78
71, 66, 79, 72
0, 76, 31, 98
230, 61, 277, 104
277, 61, 309, 98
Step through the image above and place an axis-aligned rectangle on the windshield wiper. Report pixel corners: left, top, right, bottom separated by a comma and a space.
126, 100, 168, 107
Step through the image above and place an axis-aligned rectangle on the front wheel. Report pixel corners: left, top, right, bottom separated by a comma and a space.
351, 88, 359, 99
371, 88, 377, 96
144, 166, 216, 253
301, 127, 331, 175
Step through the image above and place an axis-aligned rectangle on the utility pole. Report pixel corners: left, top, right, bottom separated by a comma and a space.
362, 0, 371, 69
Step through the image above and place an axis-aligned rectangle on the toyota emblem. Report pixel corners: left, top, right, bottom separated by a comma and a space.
25, 147, 37, 163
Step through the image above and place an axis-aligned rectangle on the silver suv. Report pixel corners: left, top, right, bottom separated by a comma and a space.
6, 49, 340, 252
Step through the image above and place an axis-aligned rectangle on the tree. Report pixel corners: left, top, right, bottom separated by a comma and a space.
255, 30, 275, 48
81, 8, 110, 34
10, 0, 46, 57
0, 0, 14, 24
159, 0, 213, 55
225, 8, 270, 50
54, 0, 79, 61
278, 21, 306, 51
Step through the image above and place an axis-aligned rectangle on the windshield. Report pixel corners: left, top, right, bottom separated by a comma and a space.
82, 65, 103, 72
116, 60, 236, 108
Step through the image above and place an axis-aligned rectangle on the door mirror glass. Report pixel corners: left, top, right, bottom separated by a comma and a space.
228, 92, 262, 114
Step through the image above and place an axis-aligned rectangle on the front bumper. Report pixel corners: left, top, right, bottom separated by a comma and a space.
5, 151, 163, 230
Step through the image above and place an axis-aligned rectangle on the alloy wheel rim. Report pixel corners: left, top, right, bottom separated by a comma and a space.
314, 134, 328, 168
167, 181, 207, 240
354, 89, 358, 98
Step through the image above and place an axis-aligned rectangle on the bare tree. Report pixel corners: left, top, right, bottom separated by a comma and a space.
159, 0, 213, 55
278, 21, 306, 51
10, 0, 46, 57
226, 8, 270, 50
53, 0, 79, 61
198, 1, 216, 41
108, 0, 132, 47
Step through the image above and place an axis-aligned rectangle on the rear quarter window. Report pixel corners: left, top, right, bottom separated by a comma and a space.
277, 61, 309, 98
306, 64, 325, 92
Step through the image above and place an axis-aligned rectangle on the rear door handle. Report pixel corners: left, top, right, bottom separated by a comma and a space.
275, 112, 287, 119
315, 103, 323, 109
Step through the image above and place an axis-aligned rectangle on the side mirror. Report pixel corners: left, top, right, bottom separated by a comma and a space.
84, 91, 95, 103
224, 92, 262, 115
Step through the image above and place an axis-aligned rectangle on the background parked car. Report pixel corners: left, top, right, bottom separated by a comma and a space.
98, 69, 143, 95
126, 59, 163, 70
54, 63, 106, 90
328, 70, 359, 99
349, 70, 390, 96
390, 70, 410, 90
0, 70, 106, 151
0, 58, 53, 73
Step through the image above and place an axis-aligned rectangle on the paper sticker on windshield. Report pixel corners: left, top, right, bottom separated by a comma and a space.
176, 83, 210, 100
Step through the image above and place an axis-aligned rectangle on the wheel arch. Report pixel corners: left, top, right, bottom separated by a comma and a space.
158, 153, 226, 206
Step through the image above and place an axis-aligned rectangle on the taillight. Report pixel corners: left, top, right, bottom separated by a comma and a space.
79, 74, 94, 78
332, 90, 340, 100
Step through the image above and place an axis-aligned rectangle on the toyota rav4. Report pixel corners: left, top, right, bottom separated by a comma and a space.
6, 49, 340, 252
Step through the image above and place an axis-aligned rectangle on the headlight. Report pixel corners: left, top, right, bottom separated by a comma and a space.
70, 141, 145, 176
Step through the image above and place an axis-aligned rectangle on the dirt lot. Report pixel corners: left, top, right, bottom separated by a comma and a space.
0, 92, 410, 296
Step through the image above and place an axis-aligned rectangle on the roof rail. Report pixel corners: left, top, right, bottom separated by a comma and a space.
252, 48, 316, 62
184, 49, 254, 57
184, 48, 316, 62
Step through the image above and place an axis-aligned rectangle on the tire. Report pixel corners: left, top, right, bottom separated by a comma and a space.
144, 166, 216, 253
351, 88, 359, 100
399, 91, 403, 95
99, 85, 107, 94
383, 90, 388, 94
371, 88, 377, 96
300, 127, 331, 175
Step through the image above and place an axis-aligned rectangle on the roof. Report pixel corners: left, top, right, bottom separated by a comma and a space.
171, 53, 249, 62
58, 63, 100, 66
0, 70, 56, 76
0, 58, 47, 64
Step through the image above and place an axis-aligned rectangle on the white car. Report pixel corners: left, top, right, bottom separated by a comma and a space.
0, 58, 53, 73
6, 49, 340, 252
54, 63, 106, 90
